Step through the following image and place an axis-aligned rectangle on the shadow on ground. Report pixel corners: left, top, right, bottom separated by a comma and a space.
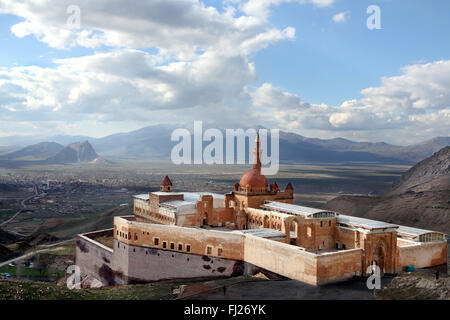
187, 276, 396, 300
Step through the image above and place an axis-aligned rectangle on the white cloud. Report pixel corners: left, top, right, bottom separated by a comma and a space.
0, 0, 300, 136
0, 49, 256, 122
250, 60, 450, 144
252, 83, 309, 110
309, 0, 335, 8
0, 0, 448, 145
1, 0, 283, 58
332, 11, 350, 23
241, 0, 335, 19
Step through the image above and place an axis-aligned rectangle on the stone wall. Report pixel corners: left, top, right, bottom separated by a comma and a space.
397, 240, 447, 269
75, 229, 124, 286
118, 240, 243, 282
243, 235, 318, 285
336, 226, 357, 249
242, 234, 363, 285
114, 217, 245, 260
315, 249, 363, 285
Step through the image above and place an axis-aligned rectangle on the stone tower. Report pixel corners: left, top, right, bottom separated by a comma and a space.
160, 175, 173, 192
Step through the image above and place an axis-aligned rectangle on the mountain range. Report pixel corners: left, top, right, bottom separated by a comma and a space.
0, 141, 100, 164
0, 125, 449, 164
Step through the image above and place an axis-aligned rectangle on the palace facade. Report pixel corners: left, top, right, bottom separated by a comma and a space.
76, 135, 447, 286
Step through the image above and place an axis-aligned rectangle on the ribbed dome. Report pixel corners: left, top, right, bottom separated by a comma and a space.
239, 168, 268, 189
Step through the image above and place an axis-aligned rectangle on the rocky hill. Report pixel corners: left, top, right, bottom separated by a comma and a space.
388, 146, 450, 195
47, 141, 99, 164
323, 147, 450, 234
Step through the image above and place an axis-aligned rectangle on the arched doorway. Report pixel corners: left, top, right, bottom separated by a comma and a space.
373, 242, 386, 274
263, 215, 269, 228
290, 221, 299, 237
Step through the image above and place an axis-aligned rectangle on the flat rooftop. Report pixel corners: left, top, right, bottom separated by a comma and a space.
261, 201, 336, 217
84, 229, 114, 249
396, 225, 447, 238
133, 194, 149, 201
337, 214, 398, 230
233, 228, 286, 239
134, 191, 225, 202
161, 200, 196, 209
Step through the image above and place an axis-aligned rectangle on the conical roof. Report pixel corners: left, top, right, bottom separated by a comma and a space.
161, 175, 173, 186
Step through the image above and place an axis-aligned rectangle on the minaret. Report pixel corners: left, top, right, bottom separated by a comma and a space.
253, 133, 261, 170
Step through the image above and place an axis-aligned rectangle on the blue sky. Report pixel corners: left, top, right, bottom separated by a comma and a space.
0, 0, 449, 145
0, 14, 95, 68
251, 0, 450, 105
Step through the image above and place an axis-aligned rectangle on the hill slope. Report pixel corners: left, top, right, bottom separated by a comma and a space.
0, 142, 64, 160
302, 136, 450, 163
37, 205, 133, 239
323, 147, 450, 234
388, 146, 450, 195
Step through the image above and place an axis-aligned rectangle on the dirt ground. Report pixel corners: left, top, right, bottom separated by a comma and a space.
186, 276, 397, 300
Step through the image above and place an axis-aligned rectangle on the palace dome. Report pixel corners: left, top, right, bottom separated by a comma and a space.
239, 168, 268, 190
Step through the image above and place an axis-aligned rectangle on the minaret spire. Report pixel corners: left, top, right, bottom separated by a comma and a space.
253, 133, 261, 170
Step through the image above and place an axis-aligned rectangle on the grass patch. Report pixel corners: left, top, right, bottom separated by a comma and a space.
0, 278, 211, 300
0, 210, 16, 216
91, 204, 116, 212
45, 246, 76, 256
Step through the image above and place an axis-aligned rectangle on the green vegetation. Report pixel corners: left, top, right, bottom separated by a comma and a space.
91, 203, 116, 212
0, 210, 16, 216
46, 246, 76, 256
0, 265, 66, 279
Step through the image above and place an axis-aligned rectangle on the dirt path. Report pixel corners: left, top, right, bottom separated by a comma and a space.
0, 238, 74, 268
0, 194, 35, 227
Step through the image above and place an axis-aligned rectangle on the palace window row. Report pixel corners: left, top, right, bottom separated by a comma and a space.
313, 212, 335, 218
116, 227, 222, 257
134, 207, 176, 224
206, 245, 223, 257
117, 230, 132, 240
151, 237, 191, 253
419, 233, 444, 242
319, 221, 332, 227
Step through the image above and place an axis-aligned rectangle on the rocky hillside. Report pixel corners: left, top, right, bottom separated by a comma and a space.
323, 146, 450, 234
47, 141, 99, 164
377, 271, 450, 300
388, 146, 449, 195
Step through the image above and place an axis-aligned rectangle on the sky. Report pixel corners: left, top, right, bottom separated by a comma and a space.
0, 0, 449, 145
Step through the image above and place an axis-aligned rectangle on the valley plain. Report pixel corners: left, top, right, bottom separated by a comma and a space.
0, 161, 410, 238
